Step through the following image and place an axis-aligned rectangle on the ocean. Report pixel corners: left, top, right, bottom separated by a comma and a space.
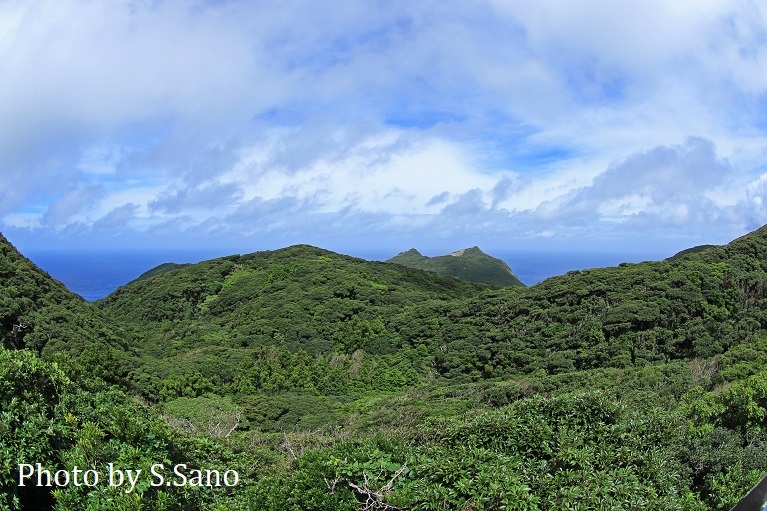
24, 248, 665, 302
497, 250, 663, 287
24, 250, 222, 302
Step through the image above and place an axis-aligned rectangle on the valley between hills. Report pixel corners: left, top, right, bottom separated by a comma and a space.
3, 228, 767, 510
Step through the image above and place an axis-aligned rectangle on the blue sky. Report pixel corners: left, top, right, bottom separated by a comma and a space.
2, 0, 767, 258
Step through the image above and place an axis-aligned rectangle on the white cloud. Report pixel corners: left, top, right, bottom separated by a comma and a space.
92, 203, 138, 231
77, 144, 125, 176
2, 0, 767, 250
150, 182, 243, 214
742, 174, 767, 229
42, 186, 104, 226
223, 133, 503, 216
527, 137, 743, 235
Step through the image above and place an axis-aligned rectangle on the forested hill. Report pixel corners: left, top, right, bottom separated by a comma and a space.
425, 224, 767, 380
96, 226, 767, 395
99, 244, 489, 345
387, 246, 525, 287
0, 233, 131, 375
96, 244, 493, 395
667, 244, 718, 261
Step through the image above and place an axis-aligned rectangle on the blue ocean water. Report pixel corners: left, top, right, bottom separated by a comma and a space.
24, 249, 664, 302
25, 250, 221, 302
496, 250, 662, 287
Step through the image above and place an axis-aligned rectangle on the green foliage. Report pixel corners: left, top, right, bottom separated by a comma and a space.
239, 393, 330, 431
0, 348, 256, 510
715, 336, 767, 383
251, 392, 707, 510
678, 373, 767, 510
159, 373, 215, 401
719, 371, 767, 439
249, 449, 359, 511
0, 349, 68, 510
162, 394, 242, 437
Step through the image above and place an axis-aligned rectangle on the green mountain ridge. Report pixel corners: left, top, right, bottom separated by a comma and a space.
387, 245, 525, 287
92, 226, 767, 391
667, 244, 718, 261
96, 244, 491, 396
132, 262, 193, 283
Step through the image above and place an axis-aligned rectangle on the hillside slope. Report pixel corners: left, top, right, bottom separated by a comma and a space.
98, 244, 493, 395
97, 226, 767, 392
667, 244, 718, 261
0, 233, 131, 367
132, 262, 192, 283
0, 234, 126, 354
8, 228, 766, 381
415, 225, 767, 381
387, 246, 524, 287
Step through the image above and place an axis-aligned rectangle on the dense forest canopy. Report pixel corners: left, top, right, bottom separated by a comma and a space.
2, 227, 767, 509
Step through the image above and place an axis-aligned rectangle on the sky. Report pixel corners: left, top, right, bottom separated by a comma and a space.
2, 0, 767, 259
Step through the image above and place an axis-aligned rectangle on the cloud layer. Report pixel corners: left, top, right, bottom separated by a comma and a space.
2, 0, 767, 252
